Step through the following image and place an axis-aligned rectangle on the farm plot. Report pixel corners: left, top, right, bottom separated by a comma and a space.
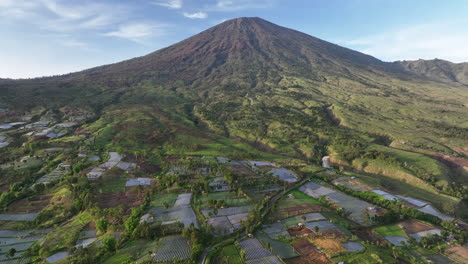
243, 184, 281, 201
256, 232, 299, 259
417, 205, 454, 221
268, 168, 298, 183
310, 237, 346, 256
239, 238, 282, 263
0, 213, 38, 221
36, 163, 70, 184
275, 191, 327, 220
398, 219, 436, 234
245, 256, 283, 264
299, 182, 335, 198
202, 206, 253, 217
304, 221, 337, 232
152, 235, 191, 263
226, 164, 261, 179
213, 245, 243, 264
149, 193, 198, 228
75, 230, 97, 248
6, 194, 51, 213
446, 246, 468, 264
333, 199, 372, 225
300, 182, 374, 225
342, 242, 364, 253
0, 229, 50, 257
0, 156, 43, 170
199, 192, 249, 207
203, 205, 253, 233
286, 239, 331, 264
409, 229, 442, 242
395, 195, 428, 207
384, 236, 408, 246
96, 190, 146, 213
88, 152, 136, 180
125, 177, 152, 187
371, 190, 399, 201
281, 213, 327, 228
209, 176, 231, 192
46, 251, 69, 263
332, 177, 370, 192
0, 122, 26, 130
261, 222, 290, 239
149, 193, 178, 208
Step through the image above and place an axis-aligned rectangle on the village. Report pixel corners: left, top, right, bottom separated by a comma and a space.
0, 109, 467, 264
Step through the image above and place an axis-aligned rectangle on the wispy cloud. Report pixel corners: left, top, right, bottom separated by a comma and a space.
103, 23, 169, 43
339, 23, 468, 63
154, 0, 182, 9
209, 0, 274, 12
183, 12, 207, 19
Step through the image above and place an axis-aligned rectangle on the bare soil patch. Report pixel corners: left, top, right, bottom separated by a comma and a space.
446, 246, 468, 264
226, 165, 261, 179
96, 190, 146, 214
398, 219, 435, 234
288, 227, 313, 237
285, 239, 331, 264
319, 228, 346, 239
279, 204, 328, 219
350, 227, 383, 245
310, 237, 346, 256
7, 194, 52, 213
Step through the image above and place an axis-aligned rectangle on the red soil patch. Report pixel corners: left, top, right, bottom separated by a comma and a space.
96, 190, 146, 214
288, 227, 314, 237
285, 239, 331, 264
7, 194, 52, 213
398, 219, 435, 234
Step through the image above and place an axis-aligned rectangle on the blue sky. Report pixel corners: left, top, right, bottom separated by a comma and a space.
1, 0, 468, 78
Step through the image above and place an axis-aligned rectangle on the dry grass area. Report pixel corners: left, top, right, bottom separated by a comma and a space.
398, 219, 435, 234
319, 229, 347, 239
310, 237, 346, 257
446, 246, 468, 264
285, 239, 331, 264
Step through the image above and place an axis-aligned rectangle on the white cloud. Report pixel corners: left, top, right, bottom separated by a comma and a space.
103, 23, 168, 43
209, 0, 274, 11
339, 23, 468, 63
154, 0, 182, 9
183, 12, 207, 19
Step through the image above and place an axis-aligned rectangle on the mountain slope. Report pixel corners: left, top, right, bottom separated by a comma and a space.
0, 17, 467, 157
396, 59, 468, 85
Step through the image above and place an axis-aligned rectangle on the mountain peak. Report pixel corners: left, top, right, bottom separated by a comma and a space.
77, 17, 388, 84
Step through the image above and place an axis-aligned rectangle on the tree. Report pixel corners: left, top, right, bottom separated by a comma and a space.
96, 218, 109, 234
7, 248, 16, 258
240, 249, 246, 260
102, 237, 116, 252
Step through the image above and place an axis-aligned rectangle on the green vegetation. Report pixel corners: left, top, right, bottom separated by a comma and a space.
374, 225, 407, 237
